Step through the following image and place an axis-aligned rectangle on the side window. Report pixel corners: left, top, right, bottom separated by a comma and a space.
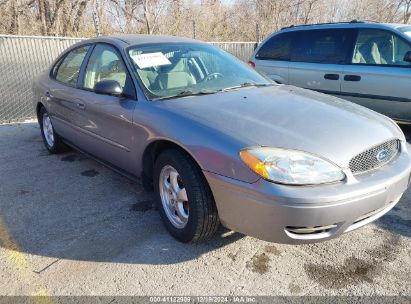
291, 29, 353, 64
255, 33, 293, 61
84, 44, 129, 91
55, 46, 89, 86
51, 57, 63, 77
352, 29, 411, 66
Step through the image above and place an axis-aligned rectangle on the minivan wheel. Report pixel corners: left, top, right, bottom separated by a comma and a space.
154, 149, 220, 243
39, 107, 68, 153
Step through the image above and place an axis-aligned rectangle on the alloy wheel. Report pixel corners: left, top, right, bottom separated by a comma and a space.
159, 165, 189, 229
42, 113, 54, 147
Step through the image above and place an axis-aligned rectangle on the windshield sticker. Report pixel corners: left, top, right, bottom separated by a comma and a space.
130, 52, 171, 69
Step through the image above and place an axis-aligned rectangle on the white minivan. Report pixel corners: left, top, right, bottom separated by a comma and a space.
249, 21, 411, 123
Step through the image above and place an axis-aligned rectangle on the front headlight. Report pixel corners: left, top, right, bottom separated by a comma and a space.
240, 147, 345, 185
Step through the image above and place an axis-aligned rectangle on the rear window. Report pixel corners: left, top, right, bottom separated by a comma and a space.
398, 26, 411, 38
255, 33, 293, 61
290, 29, 354, 64
55, 46, 89, 87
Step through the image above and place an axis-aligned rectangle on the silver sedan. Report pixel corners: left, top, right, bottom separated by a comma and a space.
33, 35, 411, 243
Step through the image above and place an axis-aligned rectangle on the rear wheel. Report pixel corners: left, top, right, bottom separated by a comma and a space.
39, 107, 68, 153
154, 149, 220, 243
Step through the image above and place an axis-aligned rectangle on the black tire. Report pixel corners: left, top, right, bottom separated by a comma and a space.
39, 106, 68, 154
154, 149, 220, 243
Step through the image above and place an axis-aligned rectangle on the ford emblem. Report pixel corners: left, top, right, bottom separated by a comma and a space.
376, 149, 389, 162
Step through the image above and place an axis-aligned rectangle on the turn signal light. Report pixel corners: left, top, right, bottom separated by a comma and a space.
239, 150, 268, 179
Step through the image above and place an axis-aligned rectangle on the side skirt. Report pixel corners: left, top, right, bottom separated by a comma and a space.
62, 138, 143, 185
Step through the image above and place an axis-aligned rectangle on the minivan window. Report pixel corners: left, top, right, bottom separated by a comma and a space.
352, 29, 411, 66
255, 33, 293, 61
291, 29, 353, 64
55, 46, 89, 86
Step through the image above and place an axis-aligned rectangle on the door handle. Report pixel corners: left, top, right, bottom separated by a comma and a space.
76, 102, 86, 110
324, 74, 340, 80
344, 75, 361, 82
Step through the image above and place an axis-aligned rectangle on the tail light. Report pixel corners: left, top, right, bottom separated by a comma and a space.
247, 60, 256, 68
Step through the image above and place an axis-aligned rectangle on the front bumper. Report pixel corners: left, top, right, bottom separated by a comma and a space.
204, 145, 411, 244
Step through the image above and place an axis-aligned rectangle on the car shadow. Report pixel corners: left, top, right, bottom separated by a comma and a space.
375, 194, 411, 238
0, 122, 244, 266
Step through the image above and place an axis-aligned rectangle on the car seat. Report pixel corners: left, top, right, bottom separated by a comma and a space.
154, 56, 196, 90
354, 38, 390, 65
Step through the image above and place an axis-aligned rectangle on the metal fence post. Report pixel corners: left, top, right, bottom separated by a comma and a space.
255, 23, 260, 49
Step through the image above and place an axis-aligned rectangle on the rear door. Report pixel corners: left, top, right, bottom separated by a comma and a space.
253, 32, 293, 84
288, 28, 355, 95
73, 43, 137, 171
341, 28, 411, 122
48, 45, 90, 142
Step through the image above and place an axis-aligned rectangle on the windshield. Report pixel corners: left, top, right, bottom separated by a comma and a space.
127, 43, 271, 100
398, 26, 411, 38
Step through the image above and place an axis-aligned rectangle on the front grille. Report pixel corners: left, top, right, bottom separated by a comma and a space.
286, 224, 338, 235
349, 139, 400, 175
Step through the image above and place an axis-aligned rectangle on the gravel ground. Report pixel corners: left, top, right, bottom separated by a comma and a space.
0, 122, 410, 296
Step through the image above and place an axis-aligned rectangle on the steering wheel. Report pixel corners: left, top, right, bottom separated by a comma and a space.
204, 72, 223, 82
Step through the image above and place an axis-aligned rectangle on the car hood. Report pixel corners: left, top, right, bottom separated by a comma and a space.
161, 85, 404, 168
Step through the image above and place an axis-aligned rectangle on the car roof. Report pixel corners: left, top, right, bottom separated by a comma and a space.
108, 34, 200, 45
51, 34, 209, 68
253, 21, 411, 58
280, 21, 406, 32
73, 34, 202, 49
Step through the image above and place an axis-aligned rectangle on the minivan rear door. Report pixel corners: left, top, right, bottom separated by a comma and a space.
288, 28, 356, 96
341, 28, 411, 122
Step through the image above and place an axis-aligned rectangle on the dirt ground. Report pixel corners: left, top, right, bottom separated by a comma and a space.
0, 122, 410, 296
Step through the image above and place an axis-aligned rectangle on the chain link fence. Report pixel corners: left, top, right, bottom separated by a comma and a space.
0, 35, 256, 124
212, 41, 257, 61
0, 35, 83, 123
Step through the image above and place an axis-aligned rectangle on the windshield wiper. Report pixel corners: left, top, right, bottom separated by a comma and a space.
153, 82, 273, 100
154, 89, 219, 101
222, 82, 273, 92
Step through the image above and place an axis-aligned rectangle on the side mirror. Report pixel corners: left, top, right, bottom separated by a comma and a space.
94, 80, 123, 96
404, 51, 411, 63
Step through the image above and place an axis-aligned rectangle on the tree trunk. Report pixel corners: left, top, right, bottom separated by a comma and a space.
8, 0, 19, 34
143, 0, 152, 34
73, 0, 88, 32
36, 0, 48, 35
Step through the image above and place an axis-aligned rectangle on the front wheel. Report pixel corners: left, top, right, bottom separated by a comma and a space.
154, 149, 220, 243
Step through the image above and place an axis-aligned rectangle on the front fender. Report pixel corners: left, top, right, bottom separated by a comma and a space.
132, 102, 260, 184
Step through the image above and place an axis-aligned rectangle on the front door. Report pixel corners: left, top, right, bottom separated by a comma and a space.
341, 28, 411, 122
73, 43, 137, 171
